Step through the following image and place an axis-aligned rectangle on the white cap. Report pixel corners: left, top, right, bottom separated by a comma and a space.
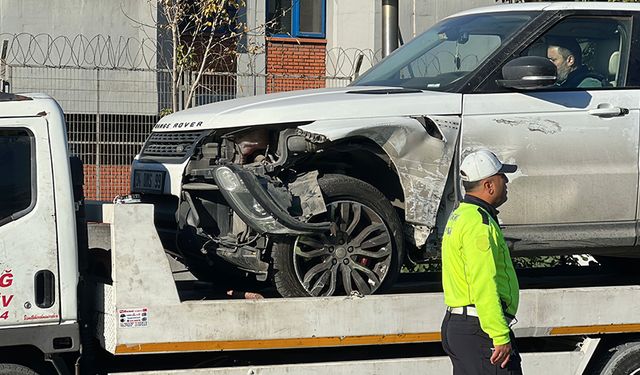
460, 149, 517, 182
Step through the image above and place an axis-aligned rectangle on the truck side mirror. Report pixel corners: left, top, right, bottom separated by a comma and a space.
496, 56, 557, 90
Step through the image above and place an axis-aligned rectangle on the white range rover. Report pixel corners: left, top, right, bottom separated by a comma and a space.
131, 2, 640, 297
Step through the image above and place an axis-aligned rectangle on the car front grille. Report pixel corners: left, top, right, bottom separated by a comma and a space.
140, 130, 208, 161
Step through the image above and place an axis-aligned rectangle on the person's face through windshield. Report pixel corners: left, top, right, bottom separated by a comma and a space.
547, 46, 575, 82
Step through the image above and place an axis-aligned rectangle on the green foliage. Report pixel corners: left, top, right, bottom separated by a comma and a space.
511, 255, 579, 269
156, 0, 248, 110
403, 258, 441, 273
159, 108, 173, 118
176, 44, 196, 71
402, 255, 580, 273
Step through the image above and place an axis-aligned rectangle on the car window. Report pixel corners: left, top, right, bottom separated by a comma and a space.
351, 12, 536, 92
479, 15, 632, 92
397, 34, 502, 88
0, 128, 34, 225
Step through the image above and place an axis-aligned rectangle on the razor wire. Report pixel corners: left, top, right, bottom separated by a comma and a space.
326, 47, 381, 78
0, 32, 379, 200
0, 32, 379, 77
0, 33, 160, 69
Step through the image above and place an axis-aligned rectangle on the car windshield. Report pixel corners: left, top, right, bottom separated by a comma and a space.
351, 12, 537, 92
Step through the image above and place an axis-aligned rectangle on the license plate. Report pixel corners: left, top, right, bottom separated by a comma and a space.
133, 170, 165, 194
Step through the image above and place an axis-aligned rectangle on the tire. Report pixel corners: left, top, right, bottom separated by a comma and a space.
0, 363, 40, 375
272, 174, 404, 297
595, 341, 640, 375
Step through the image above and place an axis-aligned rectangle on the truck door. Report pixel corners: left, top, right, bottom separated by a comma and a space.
461, 14, 639, 250
0, 117, 60, 326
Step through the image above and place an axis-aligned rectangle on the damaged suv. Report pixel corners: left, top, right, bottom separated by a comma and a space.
132, 3, 640, 297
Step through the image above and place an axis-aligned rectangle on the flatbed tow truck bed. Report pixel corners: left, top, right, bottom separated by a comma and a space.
96, 204, 640, 374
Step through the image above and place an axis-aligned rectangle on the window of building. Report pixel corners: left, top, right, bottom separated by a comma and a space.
0, 129, 34, 225
267, 0, 326, 38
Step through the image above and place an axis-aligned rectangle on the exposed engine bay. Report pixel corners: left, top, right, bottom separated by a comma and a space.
176, 125, 335, 281
134, 109, 462, 298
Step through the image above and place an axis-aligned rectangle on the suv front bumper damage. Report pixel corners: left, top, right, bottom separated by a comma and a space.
212, 165, 331, 235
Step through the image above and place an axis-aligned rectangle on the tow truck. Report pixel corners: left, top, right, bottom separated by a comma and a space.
2, 91, 640, 373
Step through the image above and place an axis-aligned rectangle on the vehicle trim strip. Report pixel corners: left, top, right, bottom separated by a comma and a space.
114, 332, 442, 354
114, 324, 640, 354
550, 323, 640, 335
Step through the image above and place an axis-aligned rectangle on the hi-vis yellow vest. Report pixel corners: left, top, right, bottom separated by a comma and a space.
442, 202, 520, 346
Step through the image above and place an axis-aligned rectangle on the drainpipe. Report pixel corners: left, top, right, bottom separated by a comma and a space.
382, 0, 399, 58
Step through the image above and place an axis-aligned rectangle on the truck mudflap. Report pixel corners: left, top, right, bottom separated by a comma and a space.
213, 165, 331, 235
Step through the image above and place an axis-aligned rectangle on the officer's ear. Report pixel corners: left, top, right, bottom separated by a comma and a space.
482, 178, 495, 194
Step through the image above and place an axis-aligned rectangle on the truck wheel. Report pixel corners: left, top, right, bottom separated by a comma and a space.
595, 341, 640, 375
0, 363, 40, 375
272, 174, 404, 297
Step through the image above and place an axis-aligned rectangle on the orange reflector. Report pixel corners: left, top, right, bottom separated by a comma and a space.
551, 323, 640, 336
115, 332, 442, 354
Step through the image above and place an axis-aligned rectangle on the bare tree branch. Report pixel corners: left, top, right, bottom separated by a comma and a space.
125, 0, 275, 111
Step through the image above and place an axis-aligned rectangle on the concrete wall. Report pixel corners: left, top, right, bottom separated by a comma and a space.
398, 0, 498, 41
237, 0, 267, 97
0, 0, 154, 45
326, 0, 496, 75
0, 0, 159, 115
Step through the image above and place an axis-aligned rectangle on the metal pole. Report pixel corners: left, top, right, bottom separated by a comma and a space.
96, 68, 101, 200
412, 0, 416, 38
382, 0, 399, 58
0, 40, 9, 92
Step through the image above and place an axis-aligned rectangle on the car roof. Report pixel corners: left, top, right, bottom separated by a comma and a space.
451, 2, 640, 18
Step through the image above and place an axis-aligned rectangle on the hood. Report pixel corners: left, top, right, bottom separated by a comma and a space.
153, 86, 462, 132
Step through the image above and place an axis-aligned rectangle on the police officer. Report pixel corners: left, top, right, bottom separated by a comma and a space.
441, 149, 522, 374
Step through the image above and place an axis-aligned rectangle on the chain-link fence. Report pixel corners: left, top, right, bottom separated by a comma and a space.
7, 65, 165, 200
1, 33, 371, 200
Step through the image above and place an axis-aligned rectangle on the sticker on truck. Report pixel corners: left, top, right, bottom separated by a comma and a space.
119, 307, 149, 328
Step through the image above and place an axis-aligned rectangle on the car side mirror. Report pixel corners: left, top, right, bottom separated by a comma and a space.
496, 56, 557, 90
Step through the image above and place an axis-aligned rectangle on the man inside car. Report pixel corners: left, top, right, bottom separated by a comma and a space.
546, 37, 605, 88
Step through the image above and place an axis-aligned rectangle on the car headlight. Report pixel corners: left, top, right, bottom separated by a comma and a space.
215, 167, 244, 192
214, 166, 290, 234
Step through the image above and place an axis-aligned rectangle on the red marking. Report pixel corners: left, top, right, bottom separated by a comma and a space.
0, 273, 13, 288
1, 295, 13, 308
23, 313, 59, 321
0, 311, 8, 320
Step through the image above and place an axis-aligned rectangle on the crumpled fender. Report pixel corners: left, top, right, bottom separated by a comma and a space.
299, 115, 461, 229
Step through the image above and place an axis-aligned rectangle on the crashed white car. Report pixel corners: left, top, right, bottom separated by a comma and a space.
131, 2, 640, 296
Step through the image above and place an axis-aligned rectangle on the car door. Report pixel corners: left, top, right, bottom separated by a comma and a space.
0, 118, 61, 326
461, 13, 639, 251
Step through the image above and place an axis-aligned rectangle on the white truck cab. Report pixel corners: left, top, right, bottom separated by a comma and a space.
0, 93, 80, 361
